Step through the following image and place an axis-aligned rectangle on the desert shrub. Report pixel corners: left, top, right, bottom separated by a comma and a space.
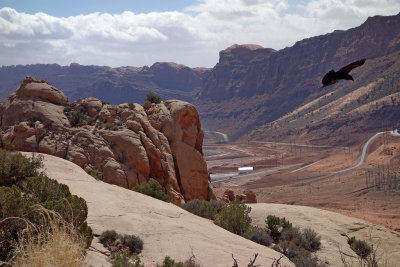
209, 199, 226, 212
0, 173, 92, 261
292, 251, 325, 267
0, 150, 44, 187
157, 256, 184, 267
265, 215, 292, 242
281, 226, 302, 246
121, 234, 144, 254
133, 178, 170, 202
244, 225, 273, 246
156, 256, 200, 267
99, 230, 118, 244
300, 227, 321, 252
85, 167, 103, 180
214, 202, 252, 236
348, 237, 372, 259
11, 207, 87, 267
112, 251, 144, 267
181, 199, 217, 219
100, 230, 143, 256
0, 134, 14, 150
146, 92, 162, 104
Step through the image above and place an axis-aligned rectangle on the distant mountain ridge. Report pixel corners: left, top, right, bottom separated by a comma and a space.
0, 62, 210, 104
1, 12, 400, 144
196, 12, 400, 142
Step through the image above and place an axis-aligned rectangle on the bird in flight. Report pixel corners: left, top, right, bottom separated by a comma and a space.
322, 59, 366, 87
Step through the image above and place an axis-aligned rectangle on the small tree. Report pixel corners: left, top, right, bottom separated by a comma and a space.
146, 92, 162, 104
214, 202, 252, 236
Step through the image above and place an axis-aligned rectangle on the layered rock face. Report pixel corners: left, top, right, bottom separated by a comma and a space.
0, 77, 215, 204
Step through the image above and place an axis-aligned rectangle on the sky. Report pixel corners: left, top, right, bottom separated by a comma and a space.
0, 0, 400, 68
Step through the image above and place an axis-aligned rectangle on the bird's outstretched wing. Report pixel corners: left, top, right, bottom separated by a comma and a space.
338, 59, 366, 74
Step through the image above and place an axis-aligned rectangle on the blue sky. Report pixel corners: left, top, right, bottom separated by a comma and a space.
1, 0, 400, 67
0, 0, 198, 16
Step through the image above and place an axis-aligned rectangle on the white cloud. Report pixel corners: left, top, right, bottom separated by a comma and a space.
0, 1, 399, 67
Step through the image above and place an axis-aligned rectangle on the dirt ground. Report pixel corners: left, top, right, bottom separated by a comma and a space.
205, 134, 400, 232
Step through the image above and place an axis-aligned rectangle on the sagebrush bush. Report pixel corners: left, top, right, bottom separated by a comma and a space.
292, 251, 325, 267
99, 230, 118, 244
281, 226, 302, 246
214, 202, 252, 236
181, 199, 217, 219
121, 234, 144, 254
300, 227, 321, 252
244, 225, 273, 246
133, 178, 170, 202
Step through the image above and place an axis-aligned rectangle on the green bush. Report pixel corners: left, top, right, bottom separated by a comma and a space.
181, 199, 217, 220
156, 256, 200, 267
265, 215, 292, 242
133, 178, 170, 202
0, 150, 44, 187
214, 202, 252, 236
244, 225, 273, 246
112, 251, 144, 267
146, 92, 162, 104
0, 174, 93, 261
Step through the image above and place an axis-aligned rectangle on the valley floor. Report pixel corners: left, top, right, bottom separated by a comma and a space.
205, 133, 400, 232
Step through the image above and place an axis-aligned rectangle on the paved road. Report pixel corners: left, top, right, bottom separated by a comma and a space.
331, 130, 399, 174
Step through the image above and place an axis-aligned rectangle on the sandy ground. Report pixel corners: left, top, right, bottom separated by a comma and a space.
34, 152, 293, 267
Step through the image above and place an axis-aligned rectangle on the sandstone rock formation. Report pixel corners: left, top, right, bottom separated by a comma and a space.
0, 77, 215, 204
222, 189, 257, 203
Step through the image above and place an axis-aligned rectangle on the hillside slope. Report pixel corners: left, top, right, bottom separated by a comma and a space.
34, 152, 293, 267
196, 13, 400, 141
34, 152, 400, 267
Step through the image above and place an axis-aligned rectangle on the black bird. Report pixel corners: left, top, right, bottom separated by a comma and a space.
321, 59, 366, 87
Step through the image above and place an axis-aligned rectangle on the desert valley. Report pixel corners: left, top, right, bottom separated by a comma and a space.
0, 5, 400, 267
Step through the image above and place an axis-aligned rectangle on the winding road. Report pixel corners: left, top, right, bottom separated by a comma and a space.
331, 130, 399, 174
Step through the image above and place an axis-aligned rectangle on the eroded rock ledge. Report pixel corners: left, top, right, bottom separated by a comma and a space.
0, 77, 215, 204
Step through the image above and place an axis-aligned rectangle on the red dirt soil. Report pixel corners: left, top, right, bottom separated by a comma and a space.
205, 135, 400, 232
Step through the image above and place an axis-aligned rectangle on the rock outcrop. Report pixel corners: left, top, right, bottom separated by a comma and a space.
222, 189, 257, 203
0, 77, 215, 204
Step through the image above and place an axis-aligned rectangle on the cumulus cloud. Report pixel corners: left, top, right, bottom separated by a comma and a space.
0, 0, 399, 67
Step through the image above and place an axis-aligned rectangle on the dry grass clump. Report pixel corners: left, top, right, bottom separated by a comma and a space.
11, 206, 86, 267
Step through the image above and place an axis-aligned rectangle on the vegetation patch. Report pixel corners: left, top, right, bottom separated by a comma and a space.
133, 178, 170, 202
0, 150, 92, 263
146, 92, 162, 104
99, 230, 144, 266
